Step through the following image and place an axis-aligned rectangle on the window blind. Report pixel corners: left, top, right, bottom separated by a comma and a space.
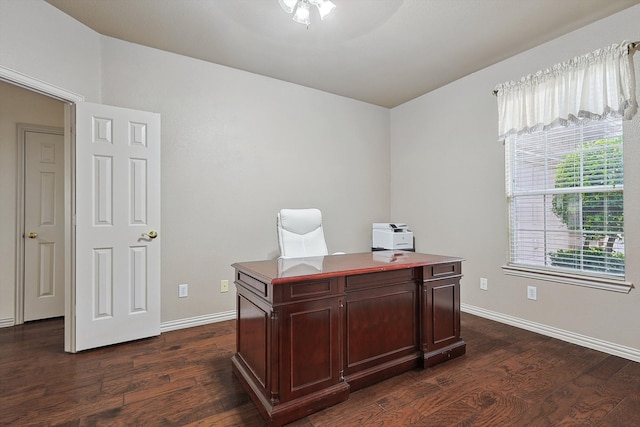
506, 117, 624, 277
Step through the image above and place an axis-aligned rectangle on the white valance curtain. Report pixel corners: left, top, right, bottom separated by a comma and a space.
494, 41, 637, 140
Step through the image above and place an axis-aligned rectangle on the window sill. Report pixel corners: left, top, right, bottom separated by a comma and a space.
501, 264, 633, 293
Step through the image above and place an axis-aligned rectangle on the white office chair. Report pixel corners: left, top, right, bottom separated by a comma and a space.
277, 208, 331, 259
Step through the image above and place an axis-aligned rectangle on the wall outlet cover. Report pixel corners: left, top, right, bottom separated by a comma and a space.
179, 283, 188, 298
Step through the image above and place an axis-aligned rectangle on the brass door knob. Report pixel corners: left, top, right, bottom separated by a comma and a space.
27, 232, 38, 239
142, 231, 158, 239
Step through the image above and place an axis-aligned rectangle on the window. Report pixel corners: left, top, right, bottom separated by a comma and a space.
496, 41, 634, 291
506, 117, 625, 279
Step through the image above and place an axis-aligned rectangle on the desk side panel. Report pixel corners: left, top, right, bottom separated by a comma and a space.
422, 270, 466, 367
237, 293, 269, 388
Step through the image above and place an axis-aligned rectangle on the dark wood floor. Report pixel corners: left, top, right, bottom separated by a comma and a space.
1, 313, 639, 427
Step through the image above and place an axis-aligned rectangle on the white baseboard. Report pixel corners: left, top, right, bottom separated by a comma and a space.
461, 303, 640, 363
0, 318, 15, 328
160, 310, 236, 333
0, 312, 237, 332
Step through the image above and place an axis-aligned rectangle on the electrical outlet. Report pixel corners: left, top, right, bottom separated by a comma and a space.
527, 286, 537, 300
178, 283, 188, 298
480, 278, 488, 290
221, 280, 229, 293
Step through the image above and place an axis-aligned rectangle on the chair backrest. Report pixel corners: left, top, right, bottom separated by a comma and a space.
277, 208, 329, 258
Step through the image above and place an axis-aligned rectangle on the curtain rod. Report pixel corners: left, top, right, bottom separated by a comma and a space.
492, 41, 640, 96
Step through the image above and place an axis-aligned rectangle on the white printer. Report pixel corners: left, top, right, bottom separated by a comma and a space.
372, 223, 414, 251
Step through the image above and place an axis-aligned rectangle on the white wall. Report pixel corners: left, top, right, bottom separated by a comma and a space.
391, 5, 640, 355
0, 81, 64, 324
99, 38, 391, 322
0, 0, 102, 102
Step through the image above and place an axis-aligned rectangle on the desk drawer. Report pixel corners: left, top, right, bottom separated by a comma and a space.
424, 262, 461, 280
236, 271, 268, 297
274, 278, 340, 303
346, 269, 414, 291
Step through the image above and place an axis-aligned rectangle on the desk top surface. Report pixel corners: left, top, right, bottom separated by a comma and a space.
232, 251, 463, 284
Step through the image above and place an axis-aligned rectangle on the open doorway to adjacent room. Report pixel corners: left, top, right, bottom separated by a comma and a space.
0, 80, 65, 327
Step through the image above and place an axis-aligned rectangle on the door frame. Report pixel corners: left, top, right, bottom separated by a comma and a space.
15, 123, 65, 325
1, 65, 84, 351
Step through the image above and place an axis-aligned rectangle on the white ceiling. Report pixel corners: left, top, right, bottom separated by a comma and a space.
46, 0, 640, 108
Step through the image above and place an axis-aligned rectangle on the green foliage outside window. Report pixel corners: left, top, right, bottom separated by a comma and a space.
549, 137, 624, 273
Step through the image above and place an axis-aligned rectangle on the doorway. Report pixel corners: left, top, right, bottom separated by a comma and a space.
0, 80, 66, 326
2, 67, 162, 353
17, 124, 65, 323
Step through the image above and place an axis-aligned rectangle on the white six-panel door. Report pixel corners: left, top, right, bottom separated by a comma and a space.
24, 129, 65, 321
73, 102, 161, 352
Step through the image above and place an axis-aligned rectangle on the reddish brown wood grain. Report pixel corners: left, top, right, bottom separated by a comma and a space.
232, 253, 465, 425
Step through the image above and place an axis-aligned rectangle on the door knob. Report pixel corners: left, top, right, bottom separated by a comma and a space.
27, 232, 38, 239
142, 230, 158, 239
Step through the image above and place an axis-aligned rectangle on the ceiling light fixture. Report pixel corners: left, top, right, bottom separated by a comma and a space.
278, 0, 336, 28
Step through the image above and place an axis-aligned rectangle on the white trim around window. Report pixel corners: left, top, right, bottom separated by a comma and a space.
502, 264, 633, 293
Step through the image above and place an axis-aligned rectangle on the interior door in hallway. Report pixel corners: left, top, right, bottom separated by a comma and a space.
73, 102, 161, 352
23, 128, 65, 321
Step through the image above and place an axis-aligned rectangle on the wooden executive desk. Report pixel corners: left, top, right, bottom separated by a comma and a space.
231, 251, 465, 426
